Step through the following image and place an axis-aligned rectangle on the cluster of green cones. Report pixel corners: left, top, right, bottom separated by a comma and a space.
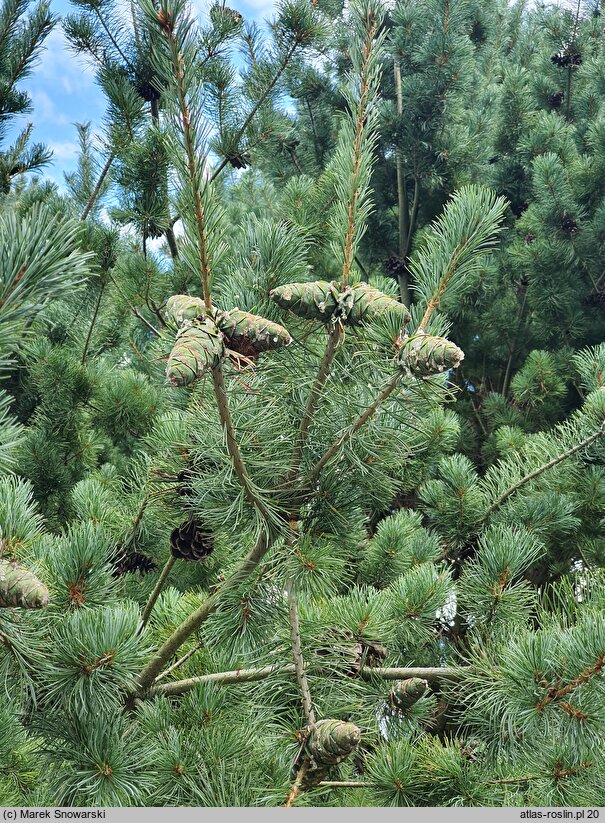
164, 280, 464, 387
165, 294, 293, 386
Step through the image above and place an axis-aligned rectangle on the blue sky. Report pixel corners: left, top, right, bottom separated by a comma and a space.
9, 0, 277, 188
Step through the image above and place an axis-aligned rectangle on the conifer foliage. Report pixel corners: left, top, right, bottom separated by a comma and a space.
0, 0, 605, 809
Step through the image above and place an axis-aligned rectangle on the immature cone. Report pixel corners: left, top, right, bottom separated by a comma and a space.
165, 294, 206, 325
270, 281, 340, 323
209, 4, 243, 28
389, 677, 428, 712
0, 559, 49, 609
347, 283, 411, 326
166, 318, 224, 386
399, 334, 464, 377
170, 519, 214, 561
216, 309, 292, 354
299, 718, 361, 790
305, 719, 361, 767
271, 280, 410, 328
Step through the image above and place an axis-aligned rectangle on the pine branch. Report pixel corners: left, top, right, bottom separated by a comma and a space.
147, 297, 167, 328
164, 224, 179, 258
158, 5, 270, 525
131, 306, 161, 336
92, 5, 133, 71
289, 324, 341, 477
153, 663, 296, 696
328, 2, 384, 289
285, 9, 385, 480
130, 0, 141, 52
134, 531, 272, 694
394, 58, 411, 306
490, 766, 591, 785
535, 651, 605, 712
416, 240, 467, 333
310, 371, 401, 482
287, 581, 316, 728
284, 762, 308, 807
140, 555, 175, 627
161, 15, 213, 306
482, 426, 605, 521
306, 97, 322, 167
81, 151, 114, 221
209, 40, 298, 184
340, 11, 378, 287
4, 2, 54, 88
404, 177, 420, 261
126, 493, 150, 543
412, 187, 507, 332
153, 640, 203, 683
148, 662, 468, 697
211, 366, 273, 522
107, 273, 161, 337
564, 0, 582, 121
80, 280, 105, 364
360, 665, 466, 682
500, 281, 528, 396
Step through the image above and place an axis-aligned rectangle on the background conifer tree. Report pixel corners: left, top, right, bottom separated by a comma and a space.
0, 0, 54, 191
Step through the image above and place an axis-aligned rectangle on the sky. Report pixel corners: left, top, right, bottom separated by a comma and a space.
9, 0, 277, 188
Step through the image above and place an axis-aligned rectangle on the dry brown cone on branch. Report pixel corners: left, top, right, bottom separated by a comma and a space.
111, 549, 158, 578
170, 518, 214, 561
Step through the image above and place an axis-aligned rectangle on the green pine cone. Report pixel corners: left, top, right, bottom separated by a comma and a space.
347, 283, 411, 326
209, 4, 243, 28
269, 281, 340, 323
216, 309, 292, 353
399, 334, 465, 376
166, 318, 224, 386
0, 559, 49, 609
165, 294, 206, 325
271, 280, 411, 328
389, 677, 428, 711
305, 719, 361, 767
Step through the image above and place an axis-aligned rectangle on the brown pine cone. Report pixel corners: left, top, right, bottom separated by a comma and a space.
384, 254, 407, 279
112, 549, 157, 578
584, 291, 605, 307
170, 519, 214, 561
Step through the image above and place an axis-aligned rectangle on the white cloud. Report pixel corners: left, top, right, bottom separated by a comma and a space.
30, 89, 70, 125
36, 29, 97, 91
240, 0, 277, 13
47, 140, 79, 160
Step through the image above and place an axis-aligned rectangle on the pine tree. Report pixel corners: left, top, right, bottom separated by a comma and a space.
247, 0, 605, 465
0, 0, 605, 810
0, 0, 54, 192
